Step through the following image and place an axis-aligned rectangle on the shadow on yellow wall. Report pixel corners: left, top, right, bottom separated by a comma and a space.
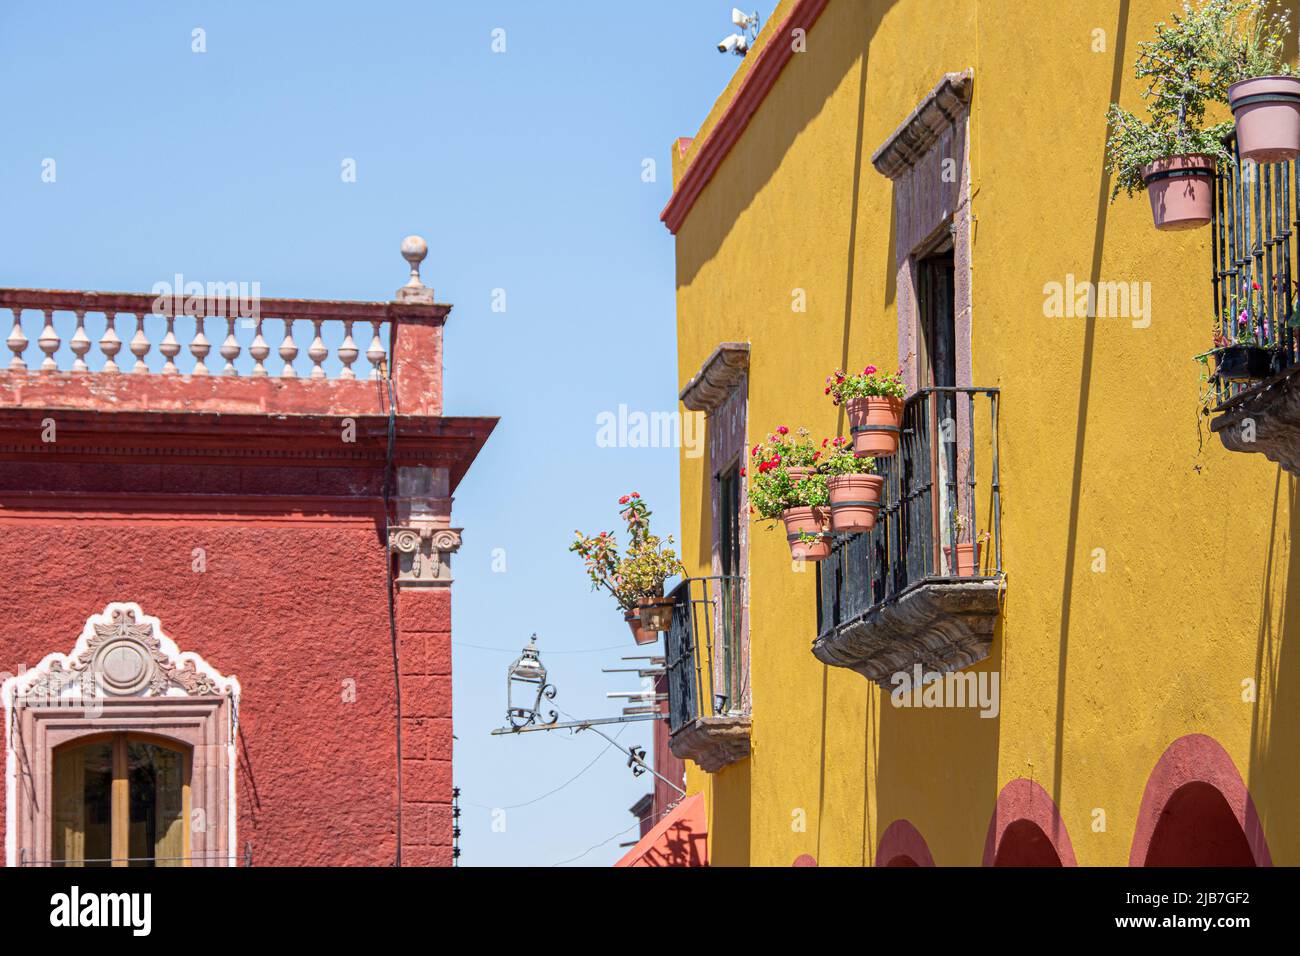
1250, 468, 1300, 864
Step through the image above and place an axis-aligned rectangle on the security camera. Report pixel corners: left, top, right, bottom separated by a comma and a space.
719, 10, 760, 55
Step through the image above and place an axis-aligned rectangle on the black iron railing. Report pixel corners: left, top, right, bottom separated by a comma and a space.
1210, 135, 1298, 404
663, 575, 744, 735
816, 387, 1001, 641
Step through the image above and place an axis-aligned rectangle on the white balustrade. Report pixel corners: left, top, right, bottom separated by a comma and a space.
1, 306, 391, 380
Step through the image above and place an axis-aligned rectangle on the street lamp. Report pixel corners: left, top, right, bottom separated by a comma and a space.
506, 635, 557, 730
491, 638, 686, 797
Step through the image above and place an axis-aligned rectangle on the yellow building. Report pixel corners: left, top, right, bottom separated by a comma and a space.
661, 0, 1297, 866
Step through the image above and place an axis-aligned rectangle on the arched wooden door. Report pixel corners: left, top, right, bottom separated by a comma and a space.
52, 733, 190, 867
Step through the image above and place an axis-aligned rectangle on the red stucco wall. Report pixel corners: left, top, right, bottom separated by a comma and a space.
0, 479, 454, 865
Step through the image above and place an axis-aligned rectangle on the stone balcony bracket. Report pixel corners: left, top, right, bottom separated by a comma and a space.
668, 715, 752, 773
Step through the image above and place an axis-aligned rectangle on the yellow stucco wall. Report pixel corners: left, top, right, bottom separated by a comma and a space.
673, 0, 1299, 866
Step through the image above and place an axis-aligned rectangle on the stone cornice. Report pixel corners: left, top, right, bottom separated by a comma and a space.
0, 408, 497, 492
680, 343, 750, 413
871, 70, 974, 181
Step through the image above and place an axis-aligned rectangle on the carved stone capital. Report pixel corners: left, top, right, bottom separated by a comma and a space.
390, 524, 463, 587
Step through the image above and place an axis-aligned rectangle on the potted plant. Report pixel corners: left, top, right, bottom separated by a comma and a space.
820, 437, 882, 533
750, 430, 833, 562
826, 365, 906, 458
570, 492, 683, 643
943, 512, 988, 577
1221, 1, 1299, 162
1202, 277, 1283, 381
1104, 1, 1239, 230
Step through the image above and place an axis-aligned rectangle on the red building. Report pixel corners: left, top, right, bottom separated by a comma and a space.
0, 238, 493, 866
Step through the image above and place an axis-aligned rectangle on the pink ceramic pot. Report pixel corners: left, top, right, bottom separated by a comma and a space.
827, 473, 884, 533
1229, 75, 1300, 164
781, 506, 832, 562
1140, 154, 1215, 231
624, 608, 658, 645
847, 396, 904, 457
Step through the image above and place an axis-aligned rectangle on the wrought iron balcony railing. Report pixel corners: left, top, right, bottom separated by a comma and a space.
664, 575, 745, 736
1209, 135, 1297, 403
816, 387, 1002, 649
1205, 139, 1300, 475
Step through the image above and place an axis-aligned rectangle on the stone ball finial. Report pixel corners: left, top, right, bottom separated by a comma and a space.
401, 235, 427, 267
401, 235, 428, 287
396, 235, 434, 302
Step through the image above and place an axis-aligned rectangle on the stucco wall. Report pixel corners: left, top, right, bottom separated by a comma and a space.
673, 0, 1299, 866
0, 483, 453, 865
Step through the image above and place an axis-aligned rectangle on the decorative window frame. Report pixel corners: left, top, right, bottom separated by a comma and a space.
680, 342, 751, 717
873, 70, 980, 546
2, 603, 240, 867
871, 69, 975, 394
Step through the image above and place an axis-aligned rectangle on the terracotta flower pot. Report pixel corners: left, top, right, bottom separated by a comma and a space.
847, 396, 904, 457
827, 473, 884, 533
787, 466, 815, 483
638, 596, 675, 632
1229, 75, 1300, 164
624, 608, 658, 646
943, 542, 981, 577
1139, 154, 1216, 231
782, 506, 832, 562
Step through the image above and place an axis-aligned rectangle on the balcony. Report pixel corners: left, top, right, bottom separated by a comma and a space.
663, 575, 749, 772
0, 244, 496, 509
813, 387, 1003, 687
1206, 137, 1300, 473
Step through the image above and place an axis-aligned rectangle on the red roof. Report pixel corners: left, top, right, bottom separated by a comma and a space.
615, 793, 708, 867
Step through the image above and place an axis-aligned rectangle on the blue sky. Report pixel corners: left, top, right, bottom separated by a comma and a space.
0, 1, 771, 865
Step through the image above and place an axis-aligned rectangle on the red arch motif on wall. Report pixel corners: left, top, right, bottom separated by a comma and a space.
982, 778, 1078, 867
1129, 734, 1271, 867
875, 819, 936, 867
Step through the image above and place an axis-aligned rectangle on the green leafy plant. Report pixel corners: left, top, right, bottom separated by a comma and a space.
825, 364, 906, 405
819, 437, 874, 476
950, 509, 990, 547
1103, 0, 1271, 198
1213, 0, 1292, 84
619, 534, 684, 599
748, 428, 829, 521
797, 472, 830, 507
570, 492, 682, 609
